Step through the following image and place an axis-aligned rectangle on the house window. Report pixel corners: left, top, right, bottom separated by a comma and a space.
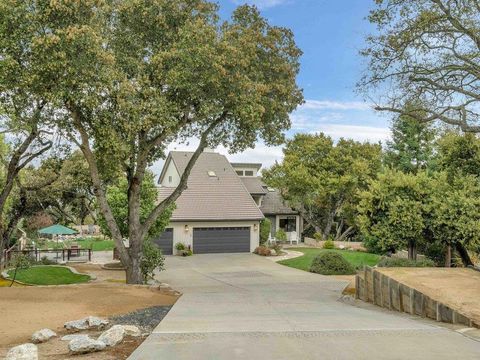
236, 170, 244, 176
279, 216, 296, 232
168, 176, 172, 183
244, 170, 254, 176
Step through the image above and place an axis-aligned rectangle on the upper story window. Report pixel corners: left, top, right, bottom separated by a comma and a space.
235, 169, 255, 177
168, 176, 172, 183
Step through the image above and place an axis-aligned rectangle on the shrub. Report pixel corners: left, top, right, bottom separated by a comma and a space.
140, 240, 165, 283
259, 219, 271, 245
175, 242, 186, 251
275, 229, 287, 242
179, 249, 193, 257
377, 257, 435, 268
314, 232, 323, 241
323, 240, 335, 249
8, 253, 32, 286
309, 252, 356, 275
37, 256, 56, 265
270, 243, 282, 255
254, 246, 271, 256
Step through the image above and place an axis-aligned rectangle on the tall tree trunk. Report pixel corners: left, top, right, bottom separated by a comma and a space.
407, 240, 417, 260
455, 242, 474, 267
445, 244, 452, 268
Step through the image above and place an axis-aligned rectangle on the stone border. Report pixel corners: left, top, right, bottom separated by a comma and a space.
355, 266, 479, 328
1, 264, 96, 286
267, 249, 304, 262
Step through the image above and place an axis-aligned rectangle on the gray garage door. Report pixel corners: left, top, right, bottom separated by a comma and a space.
152, 228, 173, 255
193, 227, 250, 254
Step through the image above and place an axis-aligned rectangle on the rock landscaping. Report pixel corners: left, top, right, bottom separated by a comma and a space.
68, 336, 106, 354
6, 343, 38, 360
97, 325, 125, 347
64, 316, 109, 332
31, 329, 57, 344
110, 306, 173, 332
60, 334, 90, 342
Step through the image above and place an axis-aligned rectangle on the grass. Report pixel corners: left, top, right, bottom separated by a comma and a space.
0, 277, 25, 287
44, 237, 115, 251
7, 265, 91, 285
278, 248, 381, 272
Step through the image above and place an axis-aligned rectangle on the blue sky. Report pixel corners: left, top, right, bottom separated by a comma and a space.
154, 0, 391, 173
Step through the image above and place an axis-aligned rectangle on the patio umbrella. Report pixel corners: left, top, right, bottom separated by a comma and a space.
38, 225, 78, 254
38, 224, 78, 236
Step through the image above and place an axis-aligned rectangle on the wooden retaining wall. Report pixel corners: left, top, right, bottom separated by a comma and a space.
355, 266, 479, 328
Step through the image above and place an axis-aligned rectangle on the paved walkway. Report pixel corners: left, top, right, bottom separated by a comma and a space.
129, 254, 480, 359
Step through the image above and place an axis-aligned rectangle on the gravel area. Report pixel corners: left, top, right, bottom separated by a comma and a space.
110, 306, 173, 332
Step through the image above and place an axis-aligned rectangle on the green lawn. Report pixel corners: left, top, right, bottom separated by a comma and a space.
44, 238, 115, 251
278, 248, 381, 272
7, 265, 91, 285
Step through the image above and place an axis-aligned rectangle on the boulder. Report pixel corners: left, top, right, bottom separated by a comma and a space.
121, 325, 142, 337
98, 325, 125, 346
31, 328, 57, 344
87, 316, 109, 328
61, 334, 90, 342
6, 343, 38, 360
64, 316, 109, 331
69, 337, 106, 354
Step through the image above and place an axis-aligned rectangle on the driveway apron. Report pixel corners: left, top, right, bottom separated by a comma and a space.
129, 254, 480, 359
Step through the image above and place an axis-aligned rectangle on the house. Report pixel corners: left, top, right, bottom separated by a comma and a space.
155, 149, 303, 254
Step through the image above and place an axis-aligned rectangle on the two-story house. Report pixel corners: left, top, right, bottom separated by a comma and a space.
154, 150, 302, 254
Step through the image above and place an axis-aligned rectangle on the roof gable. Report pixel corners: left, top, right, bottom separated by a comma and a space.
158, 151, 264, 221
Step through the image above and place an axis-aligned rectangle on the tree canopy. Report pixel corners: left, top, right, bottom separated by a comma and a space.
0, 0, 303, 282
359, 0, 480, 132
263, 133, 381, 241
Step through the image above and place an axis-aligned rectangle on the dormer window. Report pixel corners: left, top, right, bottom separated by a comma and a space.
236, 170, 243, 176
244, 170, 254, 176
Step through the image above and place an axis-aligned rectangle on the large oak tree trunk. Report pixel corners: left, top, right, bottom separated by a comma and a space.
445, 244, 452, 268
455, 242, 474, 267
407, 240, 417, 261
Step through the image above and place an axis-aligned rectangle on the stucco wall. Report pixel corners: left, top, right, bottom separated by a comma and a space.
166, 220, 260, 254
160, 160, 180, 187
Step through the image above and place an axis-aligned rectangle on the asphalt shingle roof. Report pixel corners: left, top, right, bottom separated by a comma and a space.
240, 177, 268, 195
260, 189, 299, 215
158, 151, 264, 221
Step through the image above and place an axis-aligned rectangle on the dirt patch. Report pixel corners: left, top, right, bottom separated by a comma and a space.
0, 283, 178, 357
376, 267, 480, 324
70, 263, 125, 282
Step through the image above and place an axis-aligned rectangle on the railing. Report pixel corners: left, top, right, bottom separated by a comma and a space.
4, 248, 92, 266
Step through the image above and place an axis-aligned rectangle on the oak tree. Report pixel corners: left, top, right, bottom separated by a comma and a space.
2, 0, 303, 282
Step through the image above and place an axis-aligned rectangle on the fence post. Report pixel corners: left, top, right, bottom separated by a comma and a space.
89, 249, 92, 262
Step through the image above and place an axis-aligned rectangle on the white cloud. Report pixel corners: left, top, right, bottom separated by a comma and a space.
312, 124, 390, 143
302, 99, 373, 111
232, 0, 289, 9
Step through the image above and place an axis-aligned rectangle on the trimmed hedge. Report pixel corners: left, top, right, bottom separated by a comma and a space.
377, 257, 435, 267
309, 252, 356, 275
323, 240, 335, 249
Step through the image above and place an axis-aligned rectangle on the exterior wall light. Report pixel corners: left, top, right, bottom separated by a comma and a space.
184, 224, 189, 232
253, 223, 258, 231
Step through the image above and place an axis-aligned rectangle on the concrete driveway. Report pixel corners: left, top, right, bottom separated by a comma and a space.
129, 254, 480, 359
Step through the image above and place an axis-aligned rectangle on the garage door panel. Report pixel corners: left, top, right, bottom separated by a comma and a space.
153, 228, 173, 255
193, 227, 250, 254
